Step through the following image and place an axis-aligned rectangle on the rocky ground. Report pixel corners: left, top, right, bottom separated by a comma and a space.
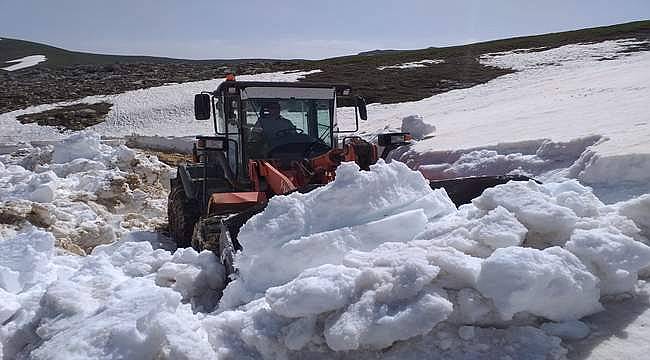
16, 102, 112, 131
3, 21, 648, 118
0, 61, 299, 114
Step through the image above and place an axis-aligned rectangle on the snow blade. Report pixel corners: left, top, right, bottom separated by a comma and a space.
430, 175, 537, 206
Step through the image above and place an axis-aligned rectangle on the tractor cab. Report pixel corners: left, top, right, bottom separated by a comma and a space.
194, 79, 368, 184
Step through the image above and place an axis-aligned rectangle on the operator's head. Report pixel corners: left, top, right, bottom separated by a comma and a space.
262, 101, 281, 118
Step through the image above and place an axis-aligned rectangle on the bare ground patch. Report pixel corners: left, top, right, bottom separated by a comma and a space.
16, 102, 112, 131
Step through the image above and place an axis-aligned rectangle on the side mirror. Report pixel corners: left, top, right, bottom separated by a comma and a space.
194, 93, 211, 120
356, 96, 367, 120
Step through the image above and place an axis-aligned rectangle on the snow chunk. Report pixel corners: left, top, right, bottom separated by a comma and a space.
262, 243, 450, 351
477, 246, 602, 321
473, 180, 579, 246
617, 194, 650, 238
541, 320, 590, 340
469, 206, 527, 249
155, 248, 226, 312
401, 114, 436, 140
233, 160, 455, 297
266, 265, 361, 318
0, 228, 55, 293
453, 288, 494, 324
0, 288, 20, 323
51, 132, 111, 164
239, 160, 451, 247
92, 241, 171, 277
566, 229, 650, 295
33, 278, 216, 360
424, 245, 482, 288
325, 288, 452, 351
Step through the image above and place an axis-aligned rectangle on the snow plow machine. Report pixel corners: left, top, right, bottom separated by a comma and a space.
168, 76, 530, 279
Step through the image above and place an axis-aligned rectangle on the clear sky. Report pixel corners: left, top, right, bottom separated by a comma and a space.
2, 0, 649, 59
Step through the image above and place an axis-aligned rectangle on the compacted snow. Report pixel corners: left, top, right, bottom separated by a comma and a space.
1, 38, 650, 359
1, 55, 47, 71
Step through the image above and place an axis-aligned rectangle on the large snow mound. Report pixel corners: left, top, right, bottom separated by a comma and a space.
1, 148, 649, 358
209, 162, 649, 357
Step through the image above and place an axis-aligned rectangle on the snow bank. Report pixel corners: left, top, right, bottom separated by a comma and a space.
0, 228, 223, 359
2, 157, 649, 358
209, 161, 650, 357
0, 132, 172, 253
1, 55, 47, 71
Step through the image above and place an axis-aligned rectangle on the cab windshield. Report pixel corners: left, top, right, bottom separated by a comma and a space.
243, 98, 333, 159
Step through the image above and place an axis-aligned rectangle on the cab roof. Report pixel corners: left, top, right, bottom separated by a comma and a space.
215, 81, 353, 96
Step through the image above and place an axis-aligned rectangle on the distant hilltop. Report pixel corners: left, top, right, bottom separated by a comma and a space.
1, 20, 649, 114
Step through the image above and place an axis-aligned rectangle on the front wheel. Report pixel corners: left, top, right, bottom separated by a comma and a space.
168, 178, 200, 248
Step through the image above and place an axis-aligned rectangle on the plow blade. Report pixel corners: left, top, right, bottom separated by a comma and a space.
429, 175, 536, 206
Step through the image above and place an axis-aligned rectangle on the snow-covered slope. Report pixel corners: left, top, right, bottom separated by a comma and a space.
354, 40, 649, 155
0, 70, 319, 144
345, 39, 650, 202
1, 137, 649, 359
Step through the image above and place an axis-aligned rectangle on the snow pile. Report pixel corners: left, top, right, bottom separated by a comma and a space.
0, 132, 172, 253
0, 229, 223, 359
1, 159, 649, 358
407, 135, 602, 182
205, 161, 650, 357
378, 59, 444, 70
1, 55, 47, 71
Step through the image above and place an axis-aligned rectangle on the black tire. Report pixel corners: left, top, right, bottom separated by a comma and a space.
168, 178, 200, 248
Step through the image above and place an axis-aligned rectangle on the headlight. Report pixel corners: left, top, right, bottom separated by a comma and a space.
377, 133, 413, 146
196, 136, 227, 150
